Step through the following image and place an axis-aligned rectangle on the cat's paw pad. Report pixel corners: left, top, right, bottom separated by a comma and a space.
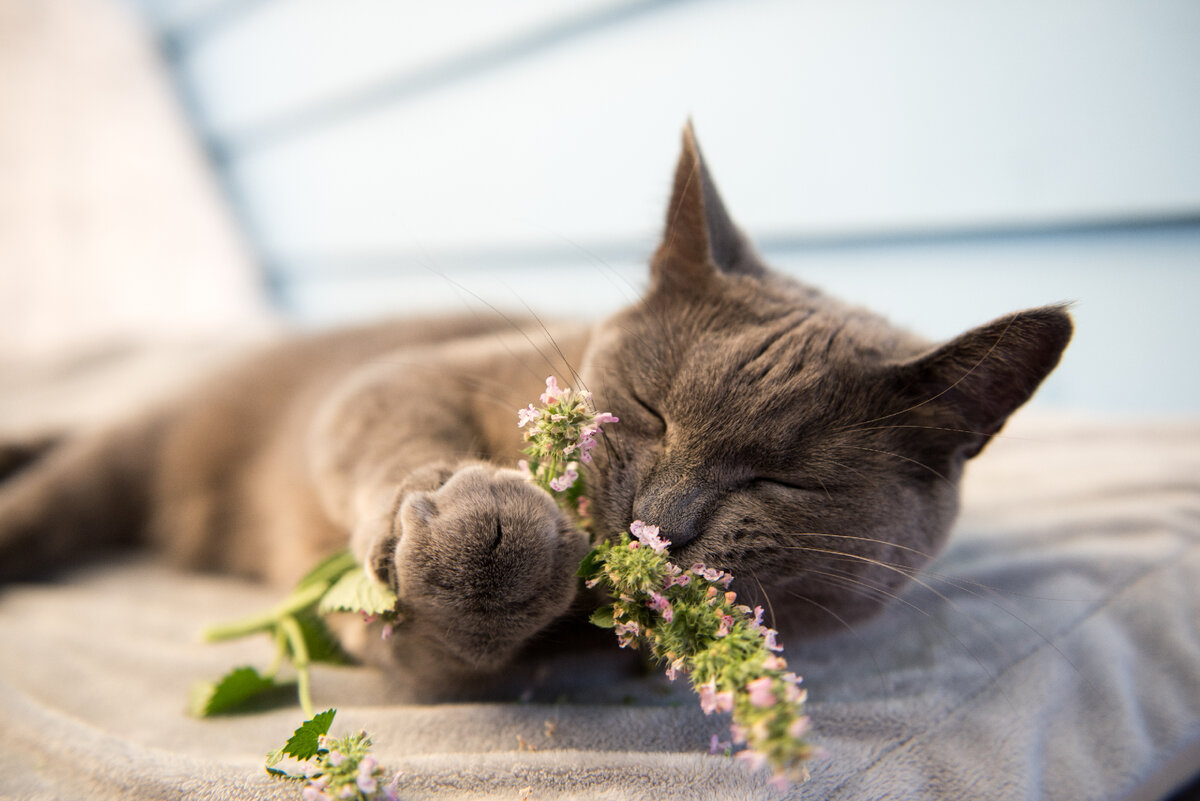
390, 464, 586, 666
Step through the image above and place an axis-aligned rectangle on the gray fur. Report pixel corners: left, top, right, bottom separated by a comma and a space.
0, 125, 1071, 696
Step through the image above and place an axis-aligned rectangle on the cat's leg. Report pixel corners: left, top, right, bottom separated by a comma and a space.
0, 423, 158, 580
306, 362, 588, 688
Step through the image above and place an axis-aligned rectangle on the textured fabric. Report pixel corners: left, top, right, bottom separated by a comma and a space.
1, 414, 1198, 800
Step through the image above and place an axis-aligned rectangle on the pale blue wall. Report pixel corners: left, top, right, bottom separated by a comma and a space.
130, 0, 1200, 415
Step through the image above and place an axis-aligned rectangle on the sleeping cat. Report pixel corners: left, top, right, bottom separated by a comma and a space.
0, 126, 1071, 694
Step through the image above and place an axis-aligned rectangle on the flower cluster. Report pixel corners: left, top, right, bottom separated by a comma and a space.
579, 523, 815, 790
294, 731, 400, 801
518, 376, 617, 519
520, 376, 816, 790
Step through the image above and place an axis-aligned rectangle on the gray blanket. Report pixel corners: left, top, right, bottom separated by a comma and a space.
1, 391, 1197, 799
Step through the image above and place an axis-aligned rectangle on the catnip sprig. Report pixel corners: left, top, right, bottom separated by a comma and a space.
267, 709, 402, 801
519, 375, 618, 523
579, 526, 814, 789
195, 551, 400, 717
525, 375, 816, 790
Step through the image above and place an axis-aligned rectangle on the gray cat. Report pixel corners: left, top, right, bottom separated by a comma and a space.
0, 126, 1071, 695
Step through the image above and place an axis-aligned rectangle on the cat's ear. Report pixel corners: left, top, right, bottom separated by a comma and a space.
651, 123, 762, 288
897, 305, 1073, 459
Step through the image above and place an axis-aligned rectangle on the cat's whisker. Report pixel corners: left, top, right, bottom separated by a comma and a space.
798, 565, 1018, 707
793, 544, 1067, 691
822, 458, 872, 485
776, 584, 897, 704
743, 569, 779, 632
510, 297, 587, 393
424, 265, 569, 381
530, 225, 642, 305
812, 475, 833, 503
836, 445, 954, 487
841, 423, 1034, 441
795, 531, 943, 564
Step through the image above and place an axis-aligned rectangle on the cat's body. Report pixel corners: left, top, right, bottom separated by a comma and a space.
0, 127, 1072, 695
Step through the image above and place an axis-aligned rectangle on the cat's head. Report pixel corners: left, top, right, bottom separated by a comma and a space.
580, 125, 1072, 635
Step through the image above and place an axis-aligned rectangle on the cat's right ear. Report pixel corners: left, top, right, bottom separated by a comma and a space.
650, 124, 762, 290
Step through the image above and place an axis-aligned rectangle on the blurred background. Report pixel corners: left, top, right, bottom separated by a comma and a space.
2, 0, 1198, 415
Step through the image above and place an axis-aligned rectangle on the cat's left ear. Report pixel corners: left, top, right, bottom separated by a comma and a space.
897, 305, 1073, 460
651, 123, 763, 288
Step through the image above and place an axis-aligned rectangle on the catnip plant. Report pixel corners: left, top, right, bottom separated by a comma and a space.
523, 376, 816, 790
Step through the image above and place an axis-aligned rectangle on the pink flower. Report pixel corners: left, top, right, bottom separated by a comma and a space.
327, 751, 345, 767
630, 521, 668, 553
593, 412, 619, 425
788, 716, 812, 739
715, 615, 733, 638
539, 376, 563, 404
781, 672, 804, 703
647, 591, 673, 622
763, 654, 787, 671
385, 773, 404, 801
729, 724, 748, 744
517, 404, 541, 428
549, 464, 579, 492
724, 591, 737, 605
381, 622, 395, 640
709, 734, 731, 755
665, 572, 691, 589
698, 682, 733, 714
734, 749, 768, 772
698, 682, 719, 714
357, 756, 379, 793
762, 628, 783, 652
301, 783, 330, 801
747, 676, 777, 708
768, 772, 791, 792
614, 620, 641, 648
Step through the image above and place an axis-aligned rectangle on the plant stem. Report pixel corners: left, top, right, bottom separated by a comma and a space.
265, 626, 289, 679
201, 582, 327, 643
279, 615, 313, 718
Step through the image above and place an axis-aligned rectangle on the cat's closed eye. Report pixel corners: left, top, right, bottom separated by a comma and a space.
626, 391, 667, 434
749, 477, 832, 495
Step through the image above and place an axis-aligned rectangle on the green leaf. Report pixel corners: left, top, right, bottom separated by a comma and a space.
318, 567, 398, 616
576, 546, 606, 579
276, 708, 337, 762
293, 609, 352, 665
294, 549, 358, 593
589, 605, 616, 629
189, 666, 278, 717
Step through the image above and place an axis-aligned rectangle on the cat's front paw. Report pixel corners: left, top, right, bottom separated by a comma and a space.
388, 464, 587, 670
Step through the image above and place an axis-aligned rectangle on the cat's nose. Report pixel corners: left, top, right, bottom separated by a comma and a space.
633, 484, 707, 549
